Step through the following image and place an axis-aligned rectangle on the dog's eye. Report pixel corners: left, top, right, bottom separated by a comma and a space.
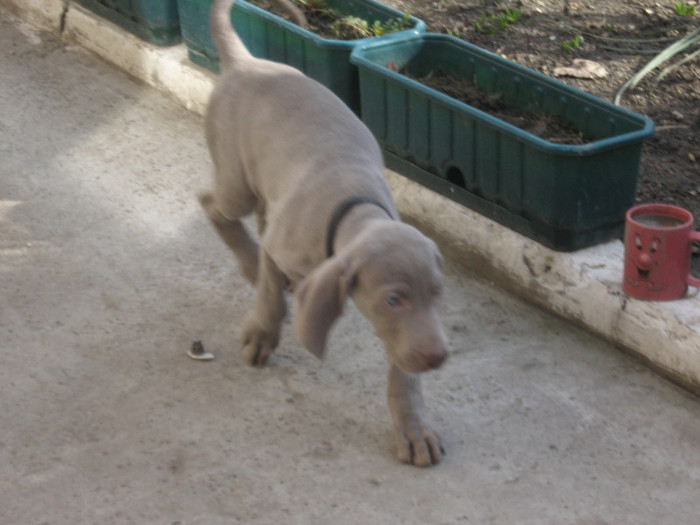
386, 294, 402, 308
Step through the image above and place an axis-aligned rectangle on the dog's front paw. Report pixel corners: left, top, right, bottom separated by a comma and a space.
394, 415, 444, 467
240, 318, 279, 366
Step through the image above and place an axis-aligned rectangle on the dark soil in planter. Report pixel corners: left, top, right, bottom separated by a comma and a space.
407, 66, 591, 144
250, 0, 411, 40
384, 0, 699, 266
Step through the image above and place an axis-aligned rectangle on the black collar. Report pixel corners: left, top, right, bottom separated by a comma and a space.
326, 196, 392, 258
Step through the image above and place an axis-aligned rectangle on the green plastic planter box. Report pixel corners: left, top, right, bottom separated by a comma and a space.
74, 0, 181, 45
350, 34, 656, 251
176, 0, 425, 112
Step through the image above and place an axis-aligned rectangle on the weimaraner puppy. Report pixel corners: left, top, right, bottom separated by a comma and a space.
200, 0, 448, 466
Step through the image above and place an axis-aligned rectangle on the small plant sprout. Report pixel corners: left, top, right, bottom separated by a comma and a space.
563, 35, 583, 52
475, 7, 525, 34
375, 10, 413, 36
331, 16, 373, 39
293, 0, 413, 40
331, 11, 412, 39
674, 1, 697, 16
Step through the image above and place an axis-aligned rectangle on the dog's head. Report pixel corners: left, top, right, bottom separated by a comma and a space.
294, 222, 448, 373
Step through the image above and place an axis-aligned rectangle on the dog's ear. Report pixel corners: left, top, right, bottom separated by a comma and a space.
294, 255, 355, 360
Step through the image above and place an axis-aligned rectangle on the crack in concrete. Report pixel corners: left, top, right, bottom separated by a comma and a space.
59, 0, 69, 33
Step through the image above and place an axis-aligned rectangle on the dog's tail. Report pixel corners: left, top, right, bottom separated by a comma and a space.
211, 0, 250, 70
211, 0, 308, 71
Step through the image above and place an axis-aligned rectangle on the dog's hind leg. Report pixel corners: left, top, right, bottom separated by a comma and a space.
199, 191, 259, 284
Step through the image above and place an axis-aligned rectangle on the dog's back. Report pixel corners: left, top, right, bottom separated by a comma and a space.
206, 0, 394, 278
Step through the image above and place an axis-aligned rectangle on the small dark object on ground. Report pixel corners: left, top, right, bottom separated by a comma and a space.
187, 339, 215, 361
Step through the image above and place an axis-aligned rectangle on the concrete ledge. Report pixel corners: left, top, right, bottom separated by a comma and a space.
388, 173, 700, 392
64, 4, 213, 115
6, 0, 699, 392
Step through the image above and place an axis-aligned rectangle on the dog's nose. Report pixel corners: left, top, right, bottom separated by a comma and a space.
425, 347, 447, 369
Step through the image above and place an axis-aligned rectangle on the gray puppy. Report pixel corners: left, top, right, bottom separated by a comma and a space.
200, 0, 448, 466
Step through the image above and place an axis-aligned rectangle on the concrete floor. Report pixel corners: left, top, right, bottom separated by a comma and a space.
2, 10, 700, 524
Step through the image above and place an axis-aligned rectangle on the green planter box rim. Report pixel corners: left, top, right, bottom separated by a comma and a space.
232, 0, 426, 49
177, 0, 426, 111
350, 32, 657, 251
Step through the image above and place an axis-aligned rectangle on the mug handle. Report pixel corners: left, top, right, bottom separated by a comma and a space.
689, 230, 700, 288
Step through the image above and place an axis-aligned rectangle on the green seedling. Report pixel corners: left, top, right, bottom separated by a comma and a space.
373, 10, 413, 36
331, 16, 373, 39
294, 0, 412, 40
562, 35, 583, 52
476, 7, 524, 34
331, 11, 412, 39
674, 1, 696, 16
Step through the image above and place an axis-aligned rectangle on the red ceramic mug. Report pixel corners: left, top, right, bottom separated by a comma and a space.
623, 204, 700, 300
